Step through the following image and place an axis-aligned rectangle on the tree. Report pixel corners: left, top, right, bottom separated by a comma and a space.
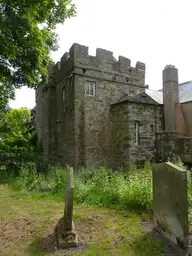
0, 0, 76, 111
0, 107, 37, 172
0, 82, 14, 112
0, 107, 33, 153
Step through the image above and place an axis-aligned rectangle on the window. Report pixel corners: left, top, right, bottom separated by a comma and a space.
62, 87, 66, 101
68, 75, 73, 86
85, 81, 96, 96
129, 90, 134, 96
125, 76, 130, 82
134, 121, 139, 145
151, 124, 154, 133
56, 120, 61, 133
136, 160, 145, 169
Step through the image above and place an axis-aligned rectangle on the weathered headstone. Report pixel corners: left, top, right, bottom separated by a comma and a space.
153, 162, 189, 254
56, 167, 78, 249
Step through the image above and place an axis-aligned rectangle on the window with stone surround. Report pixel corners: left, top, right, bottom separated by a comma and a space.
134, 121, 139, 145
151, 124, 154, 133
85, 81, 96, 96
136, 160, 145, 169
62, 87, 66, 101
56, 120, 61, 133
129, 90, 134, 96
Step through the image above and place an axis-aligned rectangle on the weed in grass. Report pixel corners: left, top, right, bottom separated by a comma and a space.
0, 163, 153, 212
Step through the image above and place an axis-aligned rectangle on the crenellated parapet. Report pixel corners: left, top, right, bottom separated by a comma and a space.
66, 43, 145, 72
47, 43, 146, 88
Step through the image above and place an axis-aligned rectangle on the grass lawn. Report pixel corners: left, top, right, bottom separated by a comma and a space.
0, 184, 167, 256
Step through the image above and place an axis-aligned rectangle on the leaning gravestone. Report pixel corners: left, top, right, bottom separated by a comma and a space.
153, 162, 190, 255
56, 167, 78, 249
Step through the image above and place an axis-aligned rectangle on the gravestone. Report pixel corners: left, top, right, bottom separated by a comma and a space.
56, 167, 78, 249
153, 162, 189, 254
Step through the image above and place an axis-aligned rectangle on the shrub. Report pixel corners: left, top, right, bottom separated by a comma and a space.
121, 164, 152, 211
74, 164, 152, 211
4, 163, 153, 212
3, 158, 192, 215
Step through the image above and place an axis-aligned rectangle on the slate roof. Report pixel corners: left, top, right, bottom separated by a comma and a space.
115, 81, 192, 105
145, 89, 163, 104
114, 91, 160, 105
177, 81, 192, 103
157, 80, 192, 104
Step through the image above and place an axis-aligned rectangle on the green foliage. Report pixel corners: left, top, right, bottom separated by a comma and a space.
122, 164, 152, 210
0, 184, 166, 256
4, 159, 192, 215
0, 107, 34, 153
0, 0, 76, 111
0, 108, 38, 173
75, 165, 152, 211
0, 82, 15, 112
10, 163, 67, 196
2, 163, 153, 212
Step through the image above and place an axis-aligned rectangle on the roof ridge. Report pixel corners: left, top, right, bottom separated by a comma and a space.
179, 80, 192, 86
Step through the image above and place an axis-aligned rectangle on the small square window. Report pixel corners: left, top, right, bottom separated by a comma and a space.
136, 160, 145, 169
130, 90, 134, 96
85, 81, 96, 96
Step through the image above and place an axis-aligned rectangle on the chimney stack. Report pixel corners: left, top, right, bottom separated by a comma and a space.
163, 65, 179, 132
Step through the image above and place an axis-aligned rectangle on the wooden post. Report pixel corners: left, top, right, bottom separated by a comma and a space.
56, 166, 78, 249
63, 166, 74, 233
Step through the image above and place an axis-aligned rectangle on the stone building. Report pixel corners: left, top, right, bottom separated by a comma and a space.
36, 43, 192, 169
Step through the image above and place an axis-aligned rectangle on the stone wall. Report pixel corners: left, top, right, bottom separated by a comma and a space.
55, 74, 75, 167
128, 102, 164, 167
156, 132, 192, 164
111, 99, 164, 169
110, 103, 129, 169
36, 43, 146, 169
71, 44, 146, 168
36, 85, 56, 155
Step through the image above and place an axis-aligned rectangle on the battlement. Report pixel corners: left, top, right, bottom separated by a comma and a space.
96, 48, 114, 62
57, 43, 145, 72
164, 64, 176, 69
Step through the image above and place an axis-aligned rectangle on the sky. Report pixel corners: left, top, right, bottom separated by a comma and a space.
9, 0, 192, 109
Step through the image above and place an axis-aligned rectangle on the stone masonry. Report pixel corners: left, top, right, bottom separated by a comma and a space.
110, 94, 164, 169
36, 44, 192, 169
36, 43, 146, 169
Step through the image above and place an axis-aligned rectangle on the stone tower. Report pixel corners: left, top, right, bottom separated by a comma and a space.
36, 43, 146, 168
163, 65, 179, 132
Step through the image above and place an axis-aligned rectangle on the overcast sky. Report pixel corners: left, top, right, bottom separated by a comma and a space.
10, 0, 192, 109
